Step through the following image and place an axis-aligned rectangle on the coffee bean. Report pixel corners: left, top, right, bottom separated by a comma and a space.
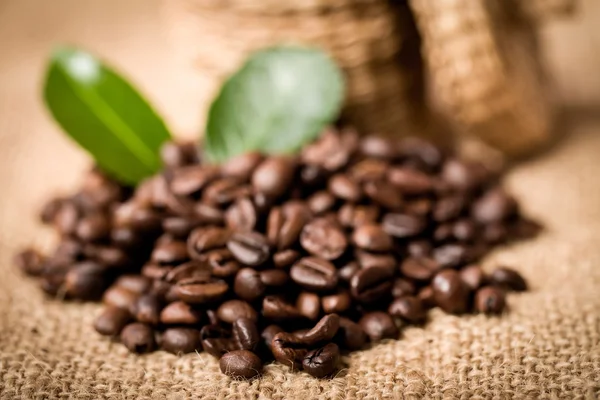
201, 324, 235, 358
227, 231, 270, 266
391, 278, 415, 298
161, 328, 202, 354
252, 156, 297, 198
234, 268, 266, 302
452, 219, 477, 242
260, 269, 289, 288
302, 128, 357, 171
15, 248, 45, 276
103, 286, 139, 312
232, 317, 260, 351
217, 300, 258, 324
302, 314, 340, 345
160, 301, 203, 325
151, 241, 189, 265
355, 250, 395, 274
220, 350, 263, 379
336, 317, 367, 350
359, 136, 398, 159
490, 267, 527, 291
111, 227, 140, 248
271, 332, 308, 369
94, 306, 132, 336
113, 202, 161, 232
302, 343, 340, 378
174, 276, 228, 304
404, 198, 433, 217
340, 205, 379, 231
273, 249, 301, 268
225, 197, 257, 232
40, 270, 66, 296
53, 200, 80, 236
296, 292, 321, 320
433, 244, 469, 269
194, 203, 225, 225
162, 216, 202, 238
398, 137, 444, 170
165, 261, 210, 283
350, 266, 393, 303
322, 291, 351, 314
76, 213, 110, 242
115, 275, 152, 295
300, 218, 347, 260
363, 180, 403, 210
382, 213, 426, 238
400, 257, 438, 282
388, 296, 426, 322
187, 227, 230, 260
40, 197, 66, 224
460, 265, 485, 290
387, 167, 433, 194
432, 270, 469, 314
483, 223, 508, 244
418, 285, 435, 309
350, 159, 389, 183
352, 224, 392, 252
338, 261, 360, 283
121, 322, 156, 353
202, 178, 249, 206
407, 240, 432, 258
88, 245, 130, 268
132, 294, 162, 325
433, 195, 466, 222
269, 202, 312, 250
472, 188, 516, 224
261, 325, 284, 352
290, 257, 338, 292
475, 286, 506, 314
221, 152, 263, 181
307, 191, 336, 215
262, 296, 302, 320
169, 165, 219, 197
300, 164, 329, 187
441, 159, 481, 190
359, 311, 398, 341
328, 174, 362, 202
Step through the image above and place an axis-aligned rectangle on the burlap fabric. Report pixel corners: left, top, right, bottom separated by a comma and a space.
1, 1, 599, 398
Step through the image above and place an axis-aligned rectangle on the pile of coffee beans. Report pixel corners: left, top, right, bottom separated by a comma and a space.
16, 129, 537, 379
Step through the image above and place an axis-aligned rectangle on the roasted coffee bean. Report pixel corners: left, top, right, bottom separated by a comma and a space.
170, 165, 219, 196
322, 291, 351, 314
232, 317, 260, 351
307, 191, 336, 215
14, 248, 45, 276
291, 257, 338, 292
418, 286, 435, 309
296, 292, 321, 320
359, 136, 398, 159
260, 269, 289, 288
160, 301, 203, 325
103, 286, 139, 312
472, 188, 517, 224
432, 270, 469, 314
121, 322, 156, 353
387, 167, 433, 194
328, 174, 362, 202
87, 245, 129, 268
52, 200, 80, 236
404, 198, 433, 217
336, 317, 367, 350
227, 231, 270, 266
388, 296, 426, 322
252, 156, 297, 198
165, 261, 210, 283
262, 296, 302, 320
441, 159, 481, 190
132, 294, 162, 325
262, 324, 284, 351
300, 164, 329, 187
115, 275, 152, 295
302, 343, 340, 378
407, 240, 432, 258
338, 204, 380, 229
302, 128, 357, 171
40, 197, 65, 224
433, 195, 466, 222
64, 262, 106, 300
271, 332, 308, 369
475, 286, 506, 314
202, 178, 249, 206
352, 224, 392, 252
268, 202, 312, 250
220, 350, 263, 379
194, 203, 225, 225
490, 267, 527, 291
113, 202, 161, 232
76, 213, 110, 242
338, 261, 360, 283
350, 159, 388, 182
301, 314, 340, 345
433, 244, 469, 269
204, 249, 240, 278
460, 265, 485, 290
399, 257, 438, 282
187, 227, 230, 260
40, 270, 66, 296
392, 278, 416, 298
273, 249, 301, 268
174, 276, 228, 304
359, 312, 398, 341
221, 152, 263, 181
161, 327, 202, 354
452, 219, 477, 242
382, 213, 426, 238
234, 268, 266, 301
350, 266, 393, 303
151, 241, 189, 265
398, 137, 444, 170
363, 180, 403, 210
225, 197, 257, 232
433, 224, 452, 242
110, 227, 140, 248
217, 300, 258, 324
162, 216, 202, 238
201, 324, 235, 358
355, 250, 395, 274
300, 218, 347, 260
94, 306, 132, 336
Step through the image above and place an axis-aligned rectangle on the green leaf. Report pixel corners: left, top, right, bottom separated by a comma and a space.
204, 46, 344, 163
43, 46, 172, 184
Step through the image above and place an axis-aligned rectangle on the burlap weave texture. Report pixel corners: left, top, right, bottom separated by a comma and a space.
0, 1, 599, 399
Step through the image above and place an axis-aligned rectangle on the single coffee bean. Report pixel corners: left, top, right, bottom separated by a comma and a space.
452, 219, 477, 242
338, 261, 360, 283
404, 198, 433, 217
300, 164, 329, 187
302, 343, 340, 378
296, 292, 321, 320
433, 195, 466, 222
187, 227, 230, 260
220, 350, 263, 379
359, 311, 398, 341
307, 191, 336, 215
460, 265, 485, 290
441, 159, 481, 190
162, 216, 202, 238
388, 296, 426, 322
290, 257, 338, 292
407, 240, 432, 258
387, 167, 433, 194
217, 300, 258, 324
165, 261, 210, 283
490, 267, 527, 291
266, 207, 284, 247
113, 202, 161, 232
40, 269, 66, 296
53, 200, 80, 236
252, 155, 297, 198
333, 317, 366, 351
271, 332, 308, 369
392, 278, 416, 298
262, 296, 302, 320
234, 268, 266, 302
103, 286, 139, 312
202, 178, 249, 206
201, 324, 235, 358
433, 244, 469, 269
350, 159, 388, 183
151, 241, 189, 266
14, 248, 45, 276
132, 294, 162, 325
160, 301, 203, 325
359, 136, 398, 159
221, 152, 263, 181
328, 174, 362, 202
75, 213, 110, 242
227, 231, 270, 266
273, 249, 300, 268
432, 270, 470, 314
475, 286, 506, 314
302, 128, 357, 171
322, 291, 351, 314
472, 188, 516, 224
418, 285, 436, 309
338, 204, 380, 229
203, 249, 240, 278
352, 224, 392, 252
261, 325, 284, 351
174, 276, 228, 304
363, 180, 403, 210
225, 197, 257, 232
433, 224, 453, 242
194, 203, 225, 225
399, 257, 438, 282
120, 322, 156, 353
382, 213, 426, 238
398, 137, 444, 170
170, 165, 219, 196
260, 269, 289, 288
115, 275, 152, 295
86, 245, 130, 268
267, 202, 311, 250
300, 218, 347, 260
350, 266, 393, 303
161, 328, 202, 354
232, 317, 260, 351
94, 306, 132, 336
302, 314, 340, 345
40, 197, 65, 224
